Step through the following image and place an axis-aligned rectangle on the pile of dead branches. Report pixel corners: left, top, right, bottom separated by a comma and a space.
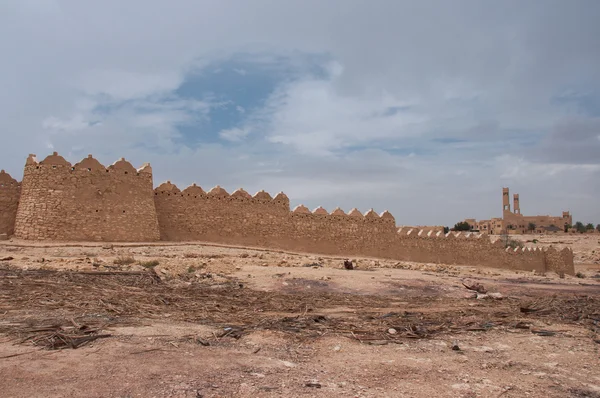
520, 295, 600, 334
1, 265, 599, 346
18, 319, 111, 350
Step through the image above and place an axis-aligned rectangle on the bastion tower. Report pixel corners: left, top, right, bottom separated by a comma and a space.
13, 152, 160, 241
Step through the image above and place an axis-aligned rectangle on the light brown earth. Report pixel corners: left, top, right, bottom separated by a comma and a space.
0, 235, 599, 398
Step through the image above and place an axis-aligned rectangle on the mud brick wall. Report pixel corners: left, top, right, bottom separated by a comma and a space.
3, 151, 574, 274
543, 246, 575, 275
153, 182, 574, 275
13, 153, 160, 241
0, 170, 20, 236
390, 231, 551, 274
154, 182, 398, 256
154, 182, 290, 246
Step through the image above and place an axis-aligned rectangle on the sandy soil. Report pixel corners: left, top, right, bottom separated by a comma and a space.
0, 237, 599, 398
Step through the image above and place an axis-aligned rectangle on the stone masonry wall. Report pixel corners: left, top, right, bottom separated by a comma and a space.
13, 153, 160, 241
0, 170, 20, 237
154, 182, 290, 246
154, 182, 574, 275
3, 152, 574, 274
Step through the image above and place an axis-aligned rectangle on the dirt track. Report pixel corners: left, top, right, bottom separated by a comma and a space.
0, 239, 599, 397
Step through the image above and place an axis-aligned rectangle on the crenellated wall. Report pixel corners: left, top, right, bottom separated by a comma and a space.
154, 182, 290, 246
1, 152, 574, 274
0, 170, 21, 236
154, 181, 574, 274
13, 153, 160, 241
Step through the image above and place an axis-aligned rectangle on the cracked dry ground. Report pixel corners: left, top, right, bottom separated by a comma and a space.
0, 243, 599, 398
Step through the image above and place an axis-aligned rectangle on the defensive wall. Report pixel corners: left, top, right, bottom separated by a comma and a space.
0, 170, 20, 237
0, 152, 574, 275
13, 153, 160, 242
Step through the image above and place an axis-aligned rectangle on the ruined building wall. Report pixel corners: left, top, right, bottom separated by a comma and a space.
0, 170, 21, 237
14, 153, 160, 241
154, 182, 574, 274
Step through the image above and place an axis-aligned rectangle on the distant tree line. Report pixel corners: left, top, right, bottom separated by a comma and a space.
452, 221, 471, 232
569, 222, 600, 234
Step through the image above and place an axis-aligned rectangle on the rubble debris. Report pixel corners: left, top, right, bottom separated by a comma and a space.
305, 381, 322, 388
514, 322, 531, 329
18, 321, 111, 350
462, 280, 487, 294
531, 329, 556, 337
343, 259, 354, 270
302, 262, 322, 268
1, 265, 598, 348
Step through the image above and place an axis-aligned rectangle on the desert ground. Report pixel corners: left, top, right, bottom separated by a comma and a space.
0, 234, 599, 398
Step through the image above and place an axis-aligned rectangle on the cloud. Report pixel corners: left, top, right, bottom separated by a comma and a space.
1, 0, 600, 226
219, 127, 250, 142
257, 74, 423, 155
533, 117, 600, 164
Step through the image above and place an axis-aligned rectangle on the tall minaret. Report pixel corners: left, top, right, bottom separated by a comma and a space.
513, 194, 520, 215
502, 187, 510, 212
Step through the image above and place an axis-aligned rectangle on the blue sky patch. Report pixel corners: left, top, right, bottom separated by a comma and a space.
172, 54, 332, 147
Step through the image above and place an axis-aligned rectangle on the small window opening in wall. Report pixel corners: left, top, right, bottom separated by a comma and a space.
71, 167, 75, 171
194, 196, 197, 198
87, 168, 91, 171
36, 166, 39, 169
155, 192, 158, 195
124, 171, 128, 174
106, 169, 109, 172
123, 210, 126, 213
52, 165, 57, 169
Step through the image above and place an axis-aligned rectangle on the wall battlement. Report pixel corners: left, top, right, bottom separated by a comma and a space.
13, 152, 159, 241
1, 152, 574, 274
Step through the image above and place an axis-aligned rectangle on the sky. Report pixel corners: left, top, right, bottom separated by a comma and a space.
1, 0, 599, 226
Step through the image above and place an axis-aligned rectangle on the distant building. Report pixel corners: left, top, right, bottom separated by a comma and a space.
465, 187, 572, 235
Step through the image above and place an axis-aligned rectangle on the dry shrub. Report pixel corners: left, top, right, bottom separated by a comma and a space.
113, 256, 136, 265
139, 260, 159, 269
